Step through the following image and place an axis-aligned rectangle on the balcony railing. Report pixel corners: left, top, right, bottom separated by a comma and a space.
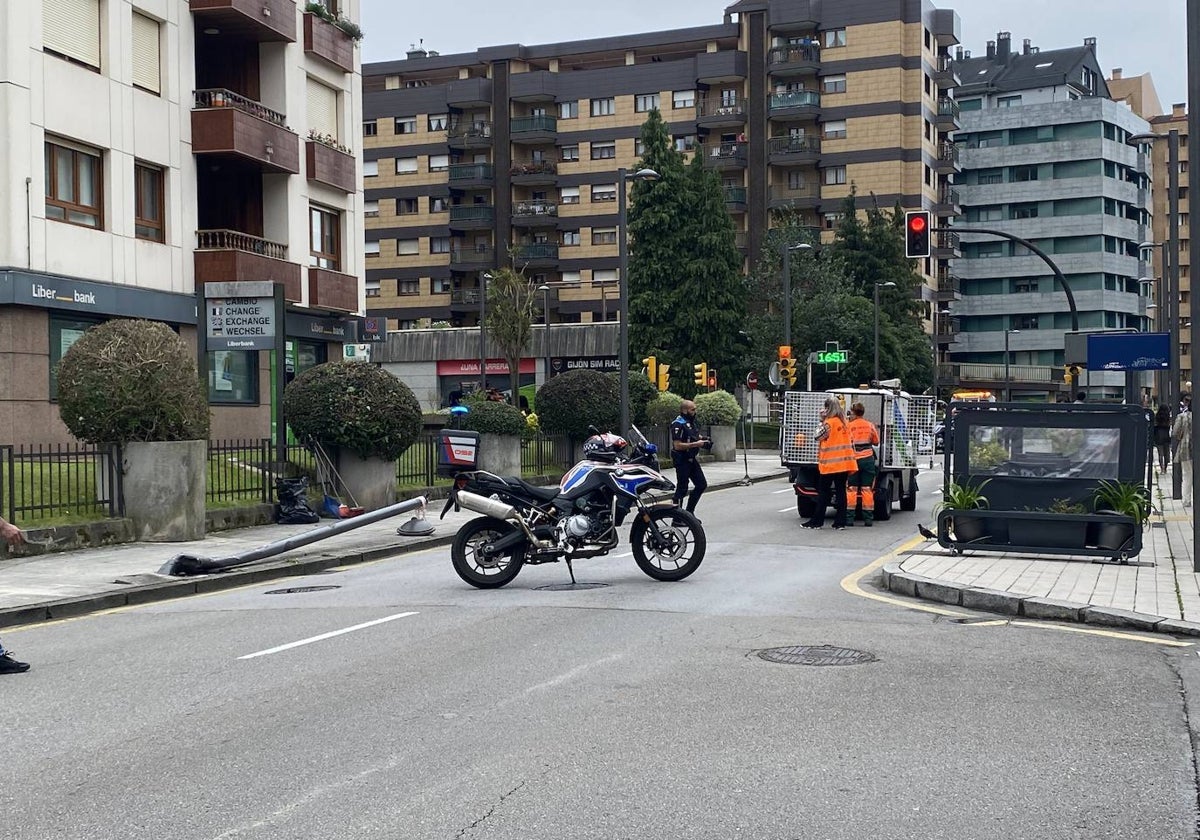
769, 90, 821, 110
451, 289, 483, 306
768, 135, 820, 156
449, 205, 495, 222
513, 200, 558, 217
768, 44, 820, 65
449, 247, 495, 265
511, 115, 557, 133
514, 243, 559, 260
510, 160, 557, 176
957, 363, 1061, 383
938, 187, 961, 206
937, 273, 961, 296
724, 186, 748, 204
696, 97, 747, 118
937, 97, 960, 120
196, 229, 288, 260
448, 163, 494, 181
937, 141, 960, 165
447, 121, 493, 140
194, 88, 287, 127
935, 230, 961, 251
935, 319, 960, 336
936, 54, 956, 74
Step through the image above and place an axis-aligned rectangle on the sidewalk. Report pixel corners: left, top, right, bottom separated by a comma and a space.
0, 449, 787, 628
883, 469, 1200, 636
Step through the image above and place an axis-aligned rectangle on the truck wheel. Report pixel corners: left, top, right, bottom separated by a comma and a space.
900, 486, 917, 511
874, 480, 892, 521
796, 495, 816, 519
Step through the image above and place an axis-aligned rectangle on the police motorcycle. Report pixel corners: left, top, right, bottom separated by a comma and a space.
439, 425, 706, 589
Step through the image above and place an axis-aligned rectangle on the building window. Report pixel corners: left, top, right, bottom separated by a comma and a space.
674, 135, 697, 153
134, 162, 164, 242
997, 95, 1022, 108
43, 0, 100, 69
395, 117, 417, 134
1011, 203, 1039, 219
430, 236, 451, 254
823, 165, 847, 185
1014, 279, 1038, 293
428, 113, 448, 132
561, 145, 579, 161
975, 206, 1004, 222
429, 154, 449, 172
309, 206, 340, 270
397, 197, 418, 215
591, 141, 616, 160
398, 280, 420, 295
559, 100, 579, 119
977, 168, 1003, 185
823, 212, 844, 230
635, 93, 660, 112
1013, 165, 1039, 182
1015, 315, 1039, 329
396, 157, 417, 174
131, 12, 161, 94
822, 74, 846, 94
823, 28, 846, 48
561, 186, 580, 205
432, 279, 452, 294
430, 196, 448, 213
397, 239, 418, 256
787, 170, 805, 190
363, 120, 377, 136
363, 160, 378, 177
959, 98, 983, 112
365, 240, 380, 257
562, 230, 581, 246
591, 184, 617, 202
364, 200, 379, 218
672, 90, 696, 109
823, 120, 847, 139
307, 78, 340, 142
365, 281, 381, 298
591, 97, 615, 117
45, 139, 102, 229
924, 75, 932, 97
208, 349, 258, 404
50, 314, 103, 399
591, 227, 617, 245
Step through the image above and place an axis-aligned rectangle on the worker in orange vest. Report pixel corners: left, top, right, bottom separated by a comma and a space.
802, 397, 858, 530
846, 402, 881, 526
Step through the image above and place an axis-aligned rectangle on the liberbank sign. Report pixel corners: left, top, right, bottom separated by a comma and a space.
0, 270, 195, 322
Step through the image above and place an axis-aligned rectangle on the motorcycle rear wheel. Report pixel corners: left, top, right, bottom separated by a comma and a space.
451, 516, 526, 589
630, 508, 705, 582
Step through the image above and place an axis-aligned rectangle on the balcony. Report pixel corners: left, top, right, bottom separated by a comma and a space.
192, 89, 299, 174
933, 186, 961, 217
734, 231, 748, 252
937, 271, 962, 302
308, 267, 358, 313
509, 160, 558, 186
194, 230, 301, 301
302, 12, 353, 73
724, 186, 748, 213
696, 50, 747, 84
449, 246, 495, 273
189, 0, 296, 42
447, 121, 493, 150
934, 54, 961, 88
511, 200, 558, 227
768, 134, 820, 165
446, 77, 492, 108
935, 317, 960, 344
933, 229, 961, 258
935, 141, 961, 173
447, 163, 494, 189
768, 90, 820, 120
450, 288, 483, 310
767, 44, 821, 77
306, 139, 355, 193
936, 97, 961, 129
448, 205, 494, 230
700, 142, 748, 170
768, 184, 820, 211
510, 114, 557, 144
696, 97, 748, 129
513, 243, 559, 266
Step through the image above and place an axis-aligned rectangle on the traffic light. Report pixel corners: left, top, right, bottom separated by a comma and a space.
693, 361, 708, 388
641, 356, 657, 386
657, 363, 671, 392
904, 210, 932, 259
777, 345, 797, 387
708, 369, 717, 389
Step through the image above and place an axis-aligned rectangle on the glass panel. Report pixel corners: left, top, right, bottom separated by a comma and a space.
77, 153, 96, 206
209, 350, 259, 403
56, 147, 74, 202
967, 424, 1120, 480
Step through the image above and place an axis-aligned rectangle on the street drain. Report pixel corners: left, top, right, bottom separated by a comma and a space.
535, 582, 610, 591
755, 645, 877, 666
265, 585, 342, 595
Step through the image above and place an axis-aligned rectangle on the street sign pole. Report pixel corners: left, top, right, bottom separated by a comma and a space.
273, 283, 287, 466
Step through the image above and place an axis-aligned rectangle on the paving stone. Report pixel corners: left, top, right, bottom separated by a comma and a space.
961, 587, 1022, 616
1021, 597, 1089, 622
1082, 606, 1164, 631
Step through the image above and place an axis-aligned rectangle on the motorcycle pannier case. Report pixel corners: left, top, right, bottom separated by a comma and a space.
437, 430, 481, 477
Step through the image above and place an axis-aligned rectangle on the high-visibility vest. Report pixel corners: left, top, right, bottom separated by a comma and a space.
818, 418, 858, 474
848, 417, 880, 461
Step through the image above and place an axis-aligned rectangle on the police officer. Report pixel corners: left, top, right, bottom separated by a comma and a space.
671, 399, 709, 517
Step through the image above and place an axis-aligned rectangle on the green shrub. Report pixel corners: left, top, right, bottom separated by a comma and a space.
56, 319, 210, 443
536, 369, 620, 438
646, 392, 684, 427
695, 389, 743, 425
617, 368, 659, 428
457, 400, 527, 436
283, 361, 422, 460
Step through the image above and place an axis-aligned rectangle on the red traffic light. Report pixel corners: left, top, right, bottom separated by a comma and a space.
904, 210, 931, 258
908, 214, 927, 233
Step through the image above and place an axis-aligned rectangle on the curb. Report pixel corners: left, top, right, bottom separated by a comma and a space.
0, 470, 788, 630
878, 561, 1200, 639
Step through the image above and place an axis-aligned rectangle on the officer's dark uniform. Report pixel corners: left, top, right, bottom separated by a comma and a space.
670, 413, 708, 513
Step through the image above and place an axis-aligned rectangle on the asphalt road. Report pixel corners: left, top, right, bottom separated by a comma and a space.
4, 476, 1199, 839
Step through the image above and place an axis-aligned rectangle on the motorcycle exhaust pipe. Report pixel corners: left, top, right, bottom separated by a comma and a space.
456, 490, 517, 521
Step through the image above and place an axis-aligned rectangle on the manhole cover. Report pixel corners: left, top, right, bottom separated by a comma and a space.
534, 582, 610, 591
756, 645, 877, 666
265, 585, 342, 595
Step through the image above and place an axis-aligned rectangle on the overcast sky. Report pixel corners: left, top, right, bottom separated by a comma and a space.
360, 0, 1190, 112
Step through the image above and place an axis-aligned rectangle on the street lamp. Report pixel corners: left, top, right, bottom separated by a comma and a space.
618, 166, 660, 433
479, 271, 492, 393
1004, 328, 1020, 402
538, 283, 551, 386
781, 242, 813, 346
873, 281, 896, 382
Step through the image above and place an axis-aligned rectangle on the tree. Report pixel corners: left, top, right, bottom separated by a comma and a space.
484, 264, 538, 406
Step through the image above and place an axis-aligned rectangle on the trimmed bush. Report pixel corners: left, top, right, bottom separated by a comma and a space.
283, 361, 422, 460
57, 319, 210, 443
646, 392, 684, 427
536, 369, 620, 438
695, 389, 743, 426
457, 400, 527, 436
618, 369, 659, 428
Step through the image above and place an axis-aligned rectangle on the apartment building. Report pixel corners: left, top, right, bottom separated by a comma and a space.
0, 0, 365, 445
361, 0, 962, 335
947, 34, 1152, 401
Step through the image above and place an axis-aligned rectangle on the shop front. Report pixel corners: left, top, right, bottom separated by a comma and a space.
438, 358, 536, 407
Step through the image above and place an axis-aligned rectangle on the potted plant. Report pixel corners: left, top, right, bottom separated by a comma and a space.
56, 320, 211, 541
934, 479, 990, 542
1011, 498, 1090, 550
283, 361, 422, 510
1092, 480, 1151, 550
694, 389, 742, 462
456, 400, 527, 476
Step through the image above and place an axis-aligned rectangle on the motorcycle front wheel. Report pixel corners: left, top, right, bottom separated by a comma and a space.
451, 516, 526, 589
629, 508, 705, 582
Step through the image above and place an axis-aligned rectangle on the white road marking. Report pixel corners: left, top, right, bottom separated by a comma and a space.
525, 653, 624, 693
238, 611, 419, 660
772, 487, 794, 494
613, 552, 633, 558
778, 507, 796, 513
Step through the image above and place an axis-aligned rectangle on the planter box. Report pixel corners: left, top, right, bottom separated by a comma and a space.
936, 509, 1141, 560
708, 424, 737, 462
335, 451, 397, 511
302, 12, 354, 72
306, 139, 356, 193
477, 433, 521, 478
123, 440, 207, 541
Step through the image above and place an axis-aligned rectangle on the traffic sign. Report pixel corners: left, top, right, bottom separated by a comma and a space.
816, 350, 848, 365
746, 371, 758, 391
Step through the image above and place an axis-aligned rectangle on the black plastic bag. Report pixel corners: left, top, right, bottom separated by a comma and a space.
274, 477, 320, 524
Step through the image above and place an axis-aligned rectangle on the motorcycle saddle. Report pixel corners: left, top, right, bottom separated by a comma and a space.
504, 477, 560, 503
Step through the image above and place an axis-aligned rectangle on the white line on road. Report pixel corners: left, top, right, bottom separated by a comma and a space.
613, 552, 633, 558
525, 653, 624, 694
772, 487, 793, 494
778, 507, 795, 513
238, 611, 419, 660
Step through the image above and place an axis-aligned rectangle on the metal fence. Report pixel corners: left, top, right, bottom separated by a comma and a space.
207, 439, 274, 505
522, 434, 575, 476
0, 442, 122, 524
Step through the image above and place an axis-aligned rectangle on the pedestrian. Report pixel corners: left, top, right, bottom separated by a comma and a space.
1173, 397, 1193, 508
1154, 405, 1172, 474
670, 399, 709, 519
0, 516, 29, 674
1073, 391, 1086, 404
846, 402, 881, 526
802, 397, 858, 530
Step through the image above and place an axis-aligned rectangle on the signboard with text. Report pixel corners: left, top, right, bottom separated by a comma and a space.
1086, 332, 1170, 371
548, 355, 621, 378
205, 282, 276, 350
